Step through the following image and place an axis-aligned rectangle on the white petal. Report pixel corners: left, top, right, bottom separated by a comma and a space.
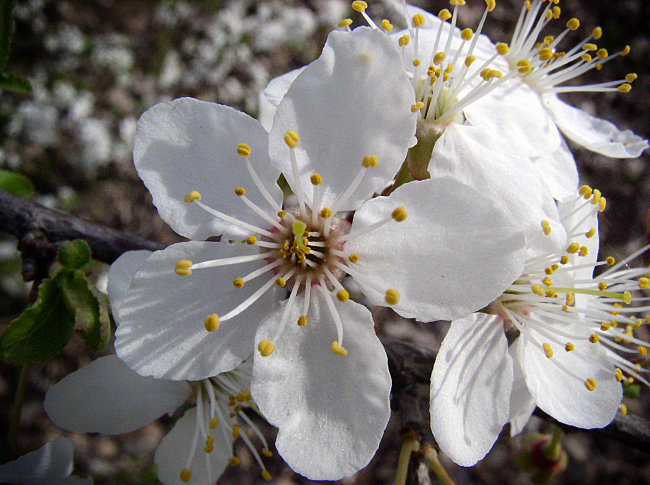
107, 250, 151, 317
269, 27, 416, 211
251, 294, 391, 480
134, 98, 282, 240
544, 94, 649, 158
518, 323, 622, 428
0, 437, 91, 483
429, 123, 566, 249
263, 67, 305, 108
430, 313, 513, 467
507, 339, 536, 437
115, 241, 278, 380
530, 137, 579, 200
155, 408, 232, 485
44, 355, 191, 435
348, 177, 526, 321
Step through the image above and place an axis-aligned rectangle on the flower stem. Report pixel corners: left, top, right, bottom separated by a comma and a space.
542, 426, 563, 461
395, 432, 420, 485
8, 363, 32, 453
422, 443, 456, 485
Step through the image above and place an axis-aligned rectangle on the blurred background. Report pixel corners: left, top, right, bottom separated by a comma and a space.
0, 0, 648, 483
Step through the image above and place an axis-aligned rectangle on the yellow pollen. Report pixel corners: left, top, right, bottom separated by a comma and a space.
338, 18, 353, 27
433, 52, 446, 65
543, 36, 554, 46
450, 0, 466, 5
597, 281, 607, 291
184, 190, 202, 203
615, 368, 623, 382
586, 227, 596, 238
258, 339, 275, 357
541, 220, 552, 235
351, 1, 367, 12
566, 242, 580, 254
262, 448, 273, 457
235, 187, 246, 196
362, 154, 378, 167
531, 283, 544, 296
579, 246, 589, 257
618, 83, 632, 93
461, 28, 473, 41
180, 469, 192, 482
582, 43, 597, 52
581, 53, 592, 63
438, 9, 452, 21
229, 457, 240, 466
546, 10, 552, 21
399, 35, 410, 47
560, 255, 569, 265
232, 424, 240, 439
465, 55, 476, 67
542, 276, 552, 286
579, 185, 593, 198
639, 346, 648, 356
596, 48, 608, 60
204, 314, 220, 332
204, 443, 213, 454
320, 207, 333, 219
275, 277, 286, 287
297, 315, 307, 326
385, 289, 400, 305
552, 6, 560, 18
381, 19, 393, 31
337, 289, 350, 302
599, 197, 606, 212
589, 334, 599, 344
638, 277, 649, 289
236, 143, 251, 157
284, 129, 300, 148
566, 292, 575, 306
277, 211, 287, 218
584, 378, 597, 391
174, 259, 193, 277
412, 59, 421, 67
620, 404, 627, 416
445, 64, 454, 74
246, 235, 257, 245
348, 253, 359, 263
525, 0, 531, 9
543, 342, 553, 358
601, 323, 611, 331
626, 73, 638, 83
332, 341, 348, 356
566, 18, 580, 31
625, 377, 634, 385
209, 416, 219, 429
262, 470, 272, 482
565, 342, 575, 352
310, 173, 323, 185
606, 256, 615, 265
621, 45, 631, 56
411, 102, 424, 112
233, 277, 244, 289
413, 14, 425, 27
485, 0, 496, 12
391, 206, 408, 222
592, 27, 602, 40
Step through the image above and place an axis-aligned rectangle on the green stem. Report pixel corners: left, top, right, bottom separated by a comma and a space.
8, 363, 32, 453
422, 443, 456, 485
395, 434, 420, 485
542, 426, 563, 461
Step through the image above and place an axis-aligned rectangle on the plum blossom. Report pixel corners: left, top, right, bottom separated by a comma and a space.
430, 185, 650, 466
112, 26, 527, 479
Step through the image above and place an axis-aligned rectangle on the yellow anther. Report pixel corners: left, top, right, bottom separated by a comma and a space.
581, 53, 592, 63
284, 129, 300, 148
620, 404, 628, 416
596, 48, 608, 60
258, 339, 275, 357
180, 469, 192, 482
542, 276, 552, 286
639, 346, 648, 356
204, 314, 220, 332
262, 448, 273, 457
246, 235, 257, 245
438, 9, 452, 21
543, 342, 554, 358
538, 48, 553, 61
567, 242, 580, 254
626, 73, 637, 83
433, 51, 446, 65
320, 207, 333, 219
262, 470, 272, 482
235, 187, 246, 196
543, 36, 554, 46
450, 0, 466, 5
541, 220, 552, 235
209, 416, 219, 429
566, 18, 580, 31
582, 43, 597, 52
398, 35, 410, 47
639, 277, 649, 289
623, 291, 632, 304
546, 9, 552, 21
445, 64, 454, 74
174, 259, 193, 277
232, 424, 240, 439
621, 45, 631, 56
618, 83, 632, 93
184, 190, 202, 203
586, 227, 596, 238
391, 206, 408, 222
348, 253, 359, 263
584, 378, 597, 392
338, 18, 353, 27
565, 342, 575, 352
560, 255, 569, 265
236, 143, 251, 157
275, 277, 286, 287
331, 341, 348, 356
277, 211, 287, 219
601, 323, 611, 331
625, 376, 634, 385
592, 26, 602, 40
552, 6, 560, 19
579, 185, 593, 198
412, 59, 421, 67
566, 292, 575, 306
204, 442, 213, 454
282, 241, 290, 251
351, 1, 367, 12
297, 315, 307, 326
589, 334, 599, 344
597, 281, 607, 291
229, 457, 240, 466
413, 14, 425, 27
385, 289, 400, 305
546, 289, 558, 298
525, 0, 531, 9
485, 0, 496, 12
337, 289, 350, 302
516, 59, 531, 73
615, 368, 623, 382
465, 55, 476, 67
579, 246, 589, 257
362, 154, 378, 167
461, 28, 473, 41
310, 173, 323, 185
532, 283, 544, 296
381, 19, 393, 31
233, 277, 244, 289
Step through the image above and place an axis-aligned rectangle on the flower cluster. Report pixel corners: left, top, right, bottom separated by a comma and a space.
41, 0, 649, 483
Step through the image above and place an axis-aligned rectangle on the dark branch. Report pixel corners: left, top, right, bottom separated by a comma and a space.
1, 188, 649, 453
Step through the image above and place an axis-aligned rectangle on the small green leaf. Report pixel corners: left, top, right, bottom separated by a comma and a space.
0, 0, 14, 72
0, 170, 34, 197
58, 271, 110, 352
57, 239, 92, 270
0, 277, 74, 364
0, 72, 31, 93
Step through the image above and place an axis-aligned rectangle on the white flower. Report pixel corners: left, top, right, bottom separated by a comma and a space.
112, 27, 527, 479
430, 185, 650, 466
0, 437, 91, 484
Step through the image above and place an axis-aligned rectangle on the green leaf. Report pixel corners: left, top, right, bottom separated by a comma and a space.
0, 277, 74, 364
0, 72, 31, 94
0, 0, 14, 72
57, 239, 92, 270
0, 170, 34, 197
58, 271, 110, 352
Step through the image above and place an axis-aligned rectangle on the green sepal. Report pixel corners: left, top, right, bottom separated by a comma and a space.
57, 239, 92, 270
0, 170, 34, 197
0, 71, 31, 94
